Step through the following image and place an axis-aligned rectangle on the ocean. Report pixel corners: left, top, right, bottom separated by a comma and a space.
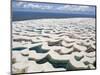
12, 11, 95, 21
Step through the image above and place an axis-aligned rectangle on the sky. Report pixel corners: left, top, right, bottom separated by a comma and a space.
12, 0, 96, 15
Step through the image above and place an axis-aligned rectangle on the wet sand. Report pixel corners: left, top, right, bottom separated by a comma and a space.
12, 18, 96, 74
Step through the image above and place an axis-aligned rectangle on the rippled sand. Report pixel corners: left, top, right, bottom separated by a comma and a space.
12, 18, 96, 74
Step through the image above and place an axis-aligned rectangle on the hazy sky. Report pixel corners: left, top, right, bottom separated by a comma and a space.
12, 0, 96, 15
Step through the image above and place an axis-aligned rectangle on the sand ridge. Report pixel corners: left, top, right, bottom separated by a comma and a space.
12, 18, 96, 74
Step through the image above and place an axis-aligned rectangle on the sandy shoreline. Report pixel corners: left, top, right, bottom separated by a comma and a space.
12, 18, 96, 74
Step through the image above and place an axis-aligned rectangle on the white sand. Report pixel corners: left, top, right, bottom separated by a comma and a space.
12, 18, 96, 74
